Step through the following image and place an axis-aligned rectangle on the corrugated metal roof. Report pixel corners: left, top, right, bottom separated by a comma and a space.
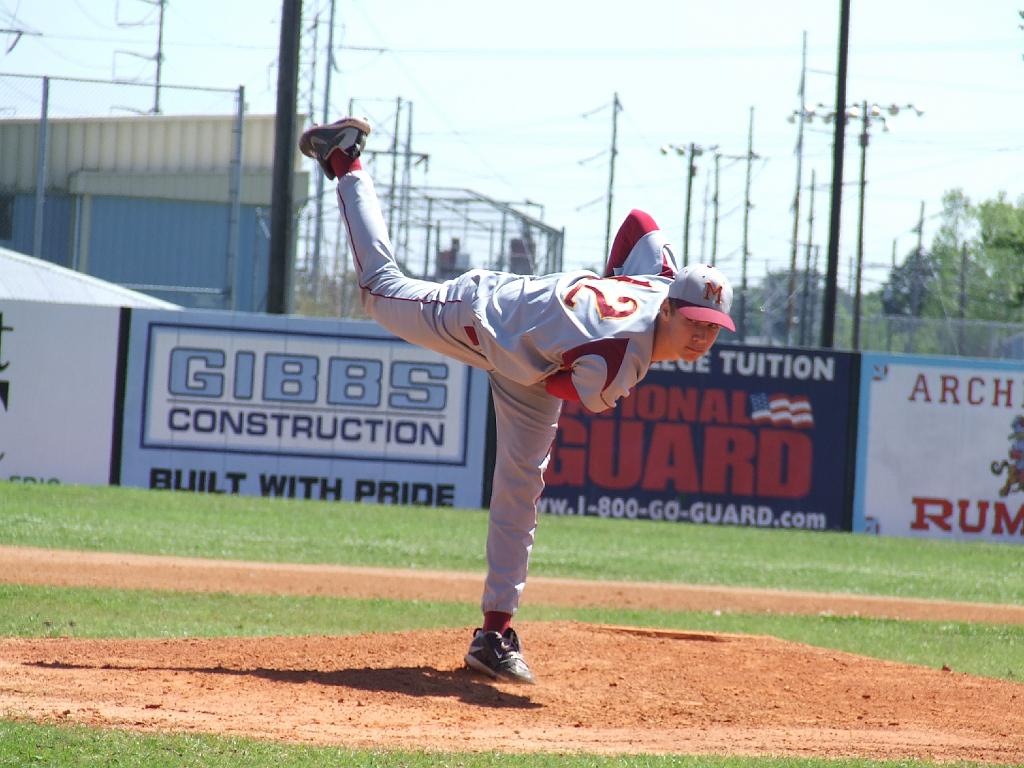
68, 169, 303, 205
0, 113, 300, 191
0, 246, 180, 308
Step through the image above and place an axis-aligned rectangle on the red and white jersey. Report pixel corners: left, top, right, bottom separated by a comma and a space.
468, 270, 670, 412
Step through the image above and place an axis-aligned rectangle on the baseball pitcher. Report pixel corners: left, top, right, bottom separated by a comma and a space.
300, 117, 734, 684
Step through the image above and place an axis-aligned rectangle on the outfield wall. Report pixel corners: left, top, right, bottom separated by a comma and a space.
118, 309, 492, 508
1, 297, 1021, 542
853, 352, 1024, 543
541, 346, 859, 532
0, 300, 491, 509
0, 300, 124, 485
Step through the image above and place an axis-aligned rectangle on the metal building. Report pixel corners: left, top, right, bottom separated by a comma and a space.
0, 113, 308, 311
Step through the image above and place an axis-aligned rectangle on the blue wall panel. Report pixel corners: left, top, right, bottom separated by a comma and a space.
234, 207, 270, 312
88, 197, 229, 288
0, 194, 35, 255
86, 198, 269, 312
0, 193, 73, 267
1, 191, 271, 312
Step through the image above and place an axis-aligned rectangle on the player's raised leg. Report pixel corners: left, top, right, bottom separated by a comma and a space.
300, 119, 485, 367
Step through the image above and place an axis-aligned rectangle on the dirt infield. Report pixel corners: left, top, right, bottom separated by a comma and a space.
1, 545, 1023, 762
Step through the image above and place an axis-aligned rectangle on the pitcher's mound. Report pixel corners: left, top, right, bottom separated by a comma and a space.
1, 621, 1021, 762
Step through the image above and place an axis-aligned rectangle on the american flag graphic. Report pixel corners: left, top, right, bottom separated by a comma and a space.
749, 392, 814, 428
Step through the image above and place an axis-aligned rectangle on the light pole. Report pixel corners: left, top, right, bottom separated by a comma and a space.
603, 93, 623, 261
661, 142, 717, 263
792, 101, 923, 348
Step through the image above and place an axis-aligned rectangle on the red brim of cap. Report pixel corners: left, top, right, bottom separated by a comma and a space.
677, 305, 736, 332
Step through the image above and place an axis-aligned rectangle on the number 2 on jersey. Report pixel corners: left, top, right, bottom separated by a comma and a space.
562, 276, 650, 320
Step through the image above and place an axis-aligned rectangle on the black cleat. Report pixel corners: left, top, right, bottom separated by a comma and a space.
298, 117, 371, 180
464, 627, 535, 684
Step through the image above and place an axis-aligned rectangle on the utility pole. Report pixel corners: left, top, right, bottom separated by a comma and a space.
711, 152, 721, 266
799, 168, 817, 346
787, 31, 808, 344
684, 142, 697, 262
661, 142, 716, 262
153, 0, 166, 113
811, 244, 821, 337
958, 241, 968, 352
226, 85, 244, 310
711, 141, 757, 334
700, 172, 710, 262
310, 0, 336, 303
116, 0, 168, 114
739, 106, 756, 342
267, 0, 302, 315
33, 76, 49, 260
907, 201, 925, 352
821, 0, 851, 348
603, 93, 622, 259
346, 96, 429, 273
388, 97, 402, 239
852, 100, 869, 350
422, 197, 435, 277
852, 101, 922, 349
400, 101, 415, 266
911, 201, 925, 316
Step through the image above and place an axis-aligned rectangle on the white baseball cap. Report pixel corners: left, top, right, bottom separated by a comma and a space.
667, 263, 735, 332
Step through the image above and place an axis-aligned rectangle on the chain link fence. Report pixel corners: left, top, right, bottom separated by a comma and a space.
744, 285, 1024, 360
853, 315, 1024, 359
4, 74, 1013, 359
0, 71, 238, 121
1, 75, 564, 317
0, 72, 259, 310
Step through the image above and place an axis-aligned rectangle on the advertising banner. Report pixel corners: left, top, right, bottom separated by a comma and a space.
0, 300, 123, 485
854, 352, 1024, 542
120, 309, 491, 508
541, 344, 858, 530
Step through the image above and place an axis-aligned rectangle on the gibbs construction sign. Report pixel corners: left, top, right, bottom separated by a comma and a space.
119, 309, 490, 508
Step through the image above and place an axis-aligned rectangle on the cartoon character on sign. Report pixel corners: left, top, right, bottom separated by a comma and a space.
0, 312, 11, 463
991, 415, 1024, 497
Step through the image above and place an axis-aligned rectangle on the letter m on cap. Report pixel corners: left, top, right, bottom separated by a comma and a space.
703, 281, 723, 305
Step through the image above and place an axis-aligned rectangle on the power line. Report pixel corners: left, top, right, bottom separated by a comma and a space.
0, 27, 39, 54
347, 1, 519, 195
72, 0, 116, 30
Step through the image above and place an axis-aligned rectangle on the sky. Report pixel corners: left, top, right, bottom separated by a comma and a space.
2, 0, 1023, 301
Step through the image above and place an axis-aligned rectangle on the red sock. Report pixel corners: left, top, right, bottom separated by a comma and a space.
329, 152, 362, 178
482, 611, 512, 634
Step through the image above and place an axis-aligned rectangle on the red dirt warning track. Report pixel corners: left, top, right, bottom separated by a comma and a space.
0, 546, 1022, 762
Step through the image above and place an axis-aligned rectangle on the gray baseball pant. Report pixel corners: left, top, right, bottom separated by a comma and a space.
337, 170, 562, 617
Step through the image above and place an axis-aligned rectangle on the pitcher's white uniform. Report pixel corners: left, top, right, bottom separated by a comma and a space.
338, 170, 679, 615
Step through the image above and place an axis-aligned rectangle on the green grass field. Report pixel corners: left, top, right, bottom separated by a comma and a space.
1, 482, 1021, 768
0, 720, 944, 768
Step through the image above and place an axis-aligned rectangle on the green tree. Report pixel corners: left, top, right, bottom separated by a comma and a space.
880, 247, 939, 317
879, 189, 1024, 324
973, 192, 1024, 322
916, 189, 973, 321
